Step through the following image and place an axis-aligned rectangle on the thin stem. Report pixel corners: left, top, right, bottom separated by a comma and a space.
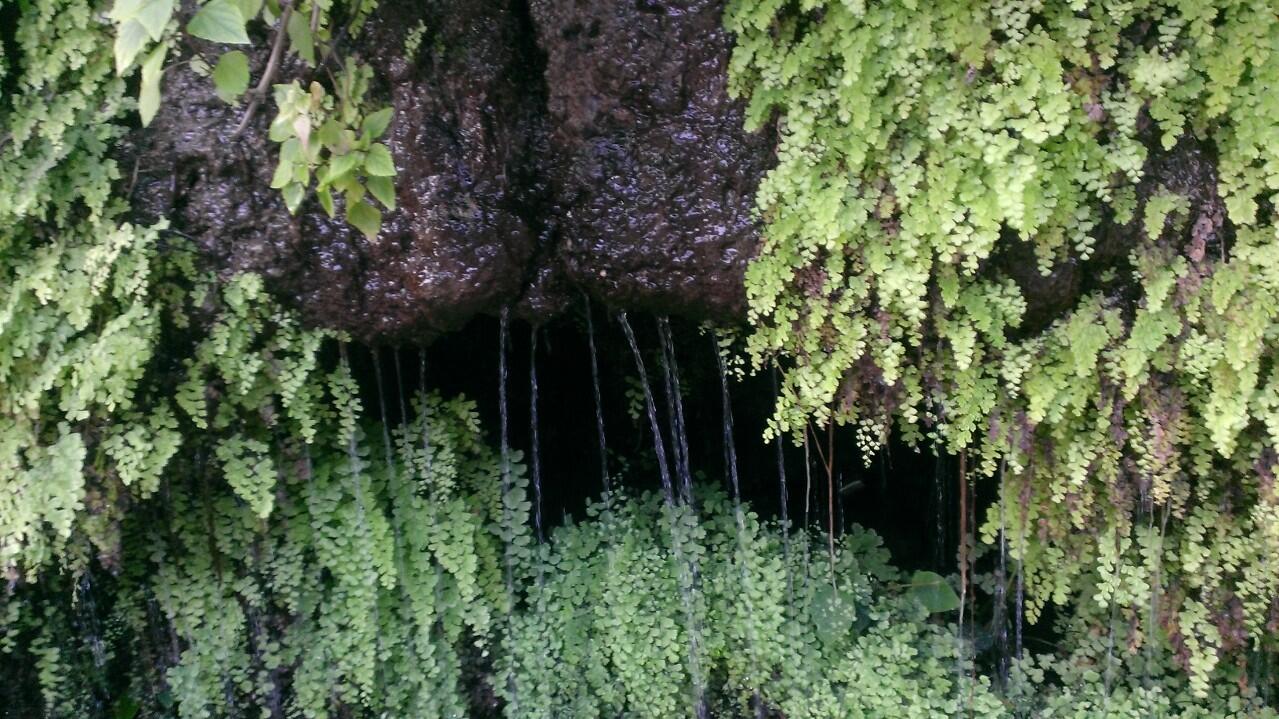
234, 2, 294, 137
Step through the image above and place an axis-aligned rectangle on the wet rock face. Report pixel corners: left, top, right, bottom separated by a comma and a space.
531, 0, 773, 321
129, 0, 772, 342
131, 0, 547, 342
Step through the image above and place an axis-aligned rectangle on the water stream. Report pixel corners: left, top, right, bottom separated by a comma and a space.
618, 312, 707, 719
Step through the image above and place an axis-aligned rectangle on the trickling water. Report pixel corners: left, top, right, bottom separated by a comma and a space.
71, 570, 109, 718
585, 298, 610, 498
75, 570, 107, 671
529, 327, 544, 545
657, 317, 694, 505
995, 459, 1009, 688
714, 333, 761, 681
338, 343, 384, 695
771, 367, 794, 607
618, 312, 707, 719
802, 428, 813, 584
956, 453, 971, 714
418, 351, 434, 479
374, 348, 396, 470
411, 348, 450, 654
618, 313, 673, 500
1015, 481, 1026, 662
935, 452, 945, 571
497, 309, 520, 714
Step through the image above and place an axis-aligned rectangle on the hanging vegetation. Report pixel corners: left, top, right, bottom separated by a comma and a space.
727, 0, 1279, 698
3, 0, 1279, 715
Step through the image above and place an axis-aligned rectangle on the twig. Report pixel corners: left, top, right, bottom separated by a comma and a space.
233, 2, 294, 137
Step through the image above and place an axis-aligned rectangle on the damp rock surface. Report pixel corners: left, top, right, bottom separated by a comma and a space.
128, 0, 774, 343
531, 0, 773, 322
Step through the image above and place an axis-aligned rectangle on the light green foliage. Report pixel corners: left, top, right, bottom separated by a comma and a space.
728, 0, 1279, 693
1005, 596, 1277, 718
0, 0, 170, 579
133, 388, 519, 719
501, 489, 1270, 718
269, 67, 398, 238
502, 488, 1006, 718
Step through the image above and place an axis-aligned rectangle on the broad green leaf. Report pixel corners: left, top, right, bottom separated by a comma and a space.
281, 182, 304, 213
113, 0, 174, 41
361, 107, 394, 139
138, 44, 167, 126
907, 571, 961, 613
212, 50, 250, 104
187, 0, 250, 44
347, 201, 381, 240
325, 151, 362, 184
364, 143, 396, 177
234, 0, 263, 21
317, 119, 342, 148
286, 11, 315, 64
109, 0, 144, 22
367, 175, 396, 210
269, 160, 293, 190
136, 0, 174, 40
114, 20, 149, 73
317, 187, 335, 217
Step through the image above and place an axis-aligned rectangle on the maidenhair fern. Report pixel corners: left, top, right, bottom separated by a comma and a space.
727, 0, 1279, 693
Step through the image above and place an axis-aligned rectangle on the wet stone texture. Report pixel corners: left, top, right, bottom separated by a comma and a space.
530, 0, 773, 322
127, 0, 774, 343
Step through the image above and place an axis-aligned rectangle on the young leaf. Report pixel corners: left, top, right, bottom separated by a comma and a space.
114, 20, 149, 73
136, 0, 174, 40
316, 119, 342, 148
281, 182, 304, 213
187, 0, 250, 44
234, 0, 263, 22
361, 107, 394, 140
138, 44, 167, 126
212, 50, 250, 104
367, 175, 396, 210
325, 151, 362, 184
317, 187, 335, 217
269, 160, 293, 190
286, 11, 315, 64
347, 200, 382, 240
363, 143, 396, 177
907, 571, 961, 613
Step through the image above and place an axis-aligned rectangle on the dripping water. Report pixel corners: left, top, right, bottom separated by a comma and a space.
497, 309, 520, 714
338, 343, 384, 696
73, 569, 108, 718
618, 313, 673, 500
618, 312, 707, 719
529, 327, 544, 545
414, 349, 451, 657
955, 452, 971, 715
584, 298, 610, 498
770, 367, 794, 608
802, 428, 813, 585
934, 451, 946, 571
714, 333, 763, 688
1015, 478, 1026, 663
657, 317, 694, 505
995, 458, 1009, 688
373, 347, 397, 472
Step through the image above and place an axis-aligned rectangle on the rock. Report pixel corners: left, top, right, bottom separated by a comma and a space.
530, 0, 773, 322
127, 0, 773, 343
